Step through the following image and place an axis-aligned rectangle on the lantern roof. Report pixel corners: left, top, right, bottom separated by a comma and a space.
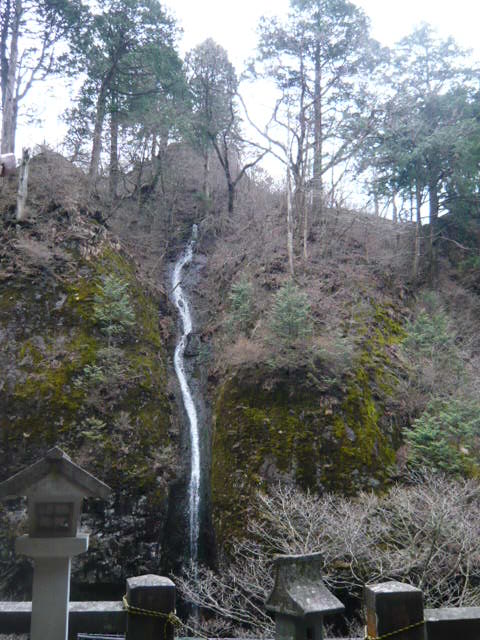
265, 553, 345, 617
0, 447, 110, 500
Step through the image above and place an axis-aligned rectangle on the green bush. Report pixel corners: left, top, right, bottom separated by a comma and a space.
73, 363, 106, 388
93, 275, 136, 341
403, 292, 456, 356
80, 416, 107, 442
227, 277, 254, 334
73, 346, 127, 390
269, 281, 312, 344
405, 398, 480, 474
401, 292, 463, 397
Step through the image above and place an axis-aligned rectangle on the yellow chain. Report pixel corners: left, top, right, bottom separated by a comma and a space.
365, 619, 425, 640
123, 594, 210, 640
122, 594, 182, 626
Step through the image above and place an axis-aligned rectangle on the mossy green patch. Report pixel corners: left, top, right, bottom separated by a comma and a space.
211, 301, 405, 547
0, 242, 173, 499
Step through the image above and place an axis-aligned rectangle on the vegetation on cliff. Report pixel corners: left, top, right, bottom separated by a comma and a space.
0, 151, 177, 595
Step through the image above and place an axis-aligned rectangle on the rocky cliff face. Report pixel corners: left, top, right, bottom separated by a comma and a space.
0, 152, 178, 597
192, 204, 416, 549
210, 303, 407, 545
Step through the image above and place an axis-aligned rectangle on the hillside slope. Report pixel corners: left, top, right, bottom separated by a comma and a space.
191, 196, 480, 547
1, 148, 479, 590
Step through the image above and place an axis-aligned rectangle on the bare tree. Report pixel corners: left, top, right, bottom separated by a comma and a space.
0, 0, 80, 153
177, 475, 480, 638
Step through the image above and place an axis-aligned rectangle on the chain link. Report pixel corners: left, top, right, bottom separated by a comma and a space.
123, 594, 212, 640
122, 594, 182, 626
365, 619, 425, 640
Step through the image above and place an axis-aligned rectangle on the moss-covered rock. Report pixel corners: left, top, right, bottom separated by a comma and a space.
211, 302, 405, 546
0, 207, 176, 596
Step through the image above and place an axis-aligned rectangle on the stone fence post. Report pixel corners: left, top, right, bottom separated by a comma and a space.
125, 574, 176, 640
364, 582, 426, 640
265, 553, 344, 640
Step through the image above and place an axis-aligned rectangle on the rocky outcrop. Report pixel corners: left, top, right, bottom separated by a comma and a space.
210, 298, 408, 547
0, 154, 178, 597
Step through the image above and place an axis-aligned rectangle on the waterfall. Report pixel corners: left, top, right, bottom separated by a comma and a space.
172, 225, 201, 563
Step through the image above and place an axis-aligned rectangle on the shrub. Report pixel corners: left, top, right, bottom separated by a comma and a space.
405, 398, 480, 474
401, 292, 463, 398
313, 332, 355, 377
269, 281, 312, 344
93, 275, 136, 342
79, 416, 107, 442
227, 277, 254, 334
177, 476, 480, 638
73, 347, 127, 391
73, 363, 106, 388
403, 309, 456, 358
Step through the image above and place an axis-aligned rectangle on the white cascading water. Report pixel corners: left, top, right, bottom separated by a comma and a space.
172, 225, 200, 564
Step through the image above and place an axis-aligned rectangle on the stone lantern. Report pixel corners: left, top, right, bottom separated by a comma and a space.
265, 553, 345, 640
0, 446, 110, 640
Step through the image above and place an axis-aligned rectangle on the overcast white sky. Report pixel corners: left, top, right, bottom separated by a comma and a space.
17, 0, 480, 163
165, 0, 480, 67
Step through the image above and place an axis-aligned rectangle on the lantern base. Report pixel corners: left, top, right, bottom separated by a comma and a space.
15, 533, 89, 558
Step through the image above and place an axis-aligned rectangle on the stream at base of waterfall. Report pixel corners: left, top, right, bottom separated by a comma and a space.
172, 225, 200, 564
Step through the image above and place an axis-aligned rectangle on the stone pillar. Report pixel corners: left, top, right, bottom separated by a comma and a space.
15, 534, 89, 640
31, 557, 71, 640
275, 613, 325, 640
265, 553, 344, 640
125, 574, 176, 640
365, 582, 426, 640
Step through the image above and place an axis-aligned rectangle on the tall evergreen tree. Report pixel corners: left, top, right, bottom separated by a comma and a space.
186, 38, 238, 205
187, 39, 266, 214
66, 0, 182, 193
255, 0, 379, 259
362, 25, 480, 278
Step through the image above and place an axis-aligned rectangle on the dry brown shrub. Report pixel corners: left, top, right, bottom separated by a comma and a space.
27, 146, 89, 215
222, 336, 268, 368
14, 236, 55, 266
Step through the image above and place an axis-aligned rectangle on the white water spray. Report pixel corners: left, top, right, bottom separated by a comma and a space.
172, 225, 201, 563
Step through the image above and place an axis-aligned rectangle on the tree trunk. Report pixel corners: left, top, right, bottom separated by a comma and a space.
202, 148, 210, 204
89, 67, 115, 183
89, 92, 107, 183
1, 0, 20, 154
392, 191, 398, 223
227, 181, 235, 214
109, 105, 119, 201
412, 179, 422, 281
213, 135, 235, 215
16, 147, 30, 221
312, 36, 323, 214
374, 190, 380, 217
287, 165, 295, 277
303, 193, 309, 261
0, 0, 11, 109
427, 176, 439, 280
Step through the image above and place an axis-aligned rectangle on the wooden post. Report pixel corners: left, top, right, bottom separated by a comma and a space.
365, 582, 426, 640
125, 574, 176, 640
16, 147, 31, 222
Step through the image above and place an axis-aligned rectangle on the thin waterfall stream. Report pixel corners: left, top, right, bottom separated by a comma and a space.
171, 225, 201, 564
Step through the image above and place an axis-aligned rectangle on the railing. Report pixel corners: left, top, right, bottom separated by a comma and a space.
2, 556, 480, 639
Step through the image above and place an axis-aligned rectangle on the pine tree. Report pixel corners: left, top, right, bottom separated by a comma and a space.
269, 282, 312, 344
93, 275, 136, 342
